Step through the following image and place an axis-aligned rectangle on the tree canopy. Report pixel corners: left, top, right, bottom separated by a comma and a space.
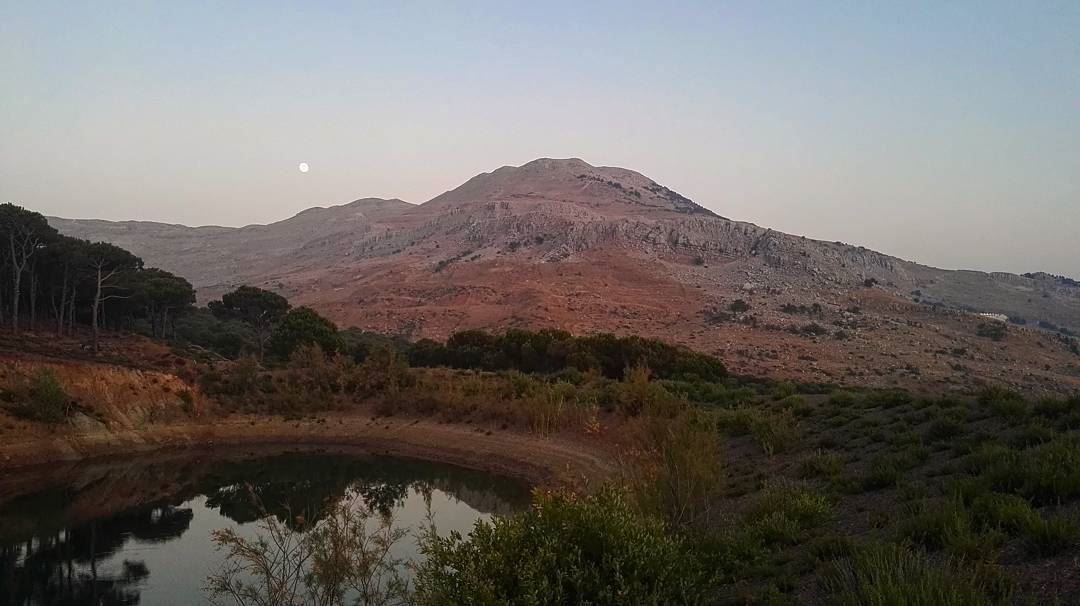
269, 307, 341, 359
0, 202, 199, 343
209, 286, 290, 359
407, 328, 727, 381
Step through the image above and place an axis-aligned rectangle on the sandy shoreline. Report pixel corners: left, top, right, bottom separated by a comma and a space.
0, 412, 619, 487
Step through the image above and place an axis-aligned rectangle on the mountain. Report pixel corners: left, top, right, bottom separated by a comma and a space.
49, 158, 1080, 395
51, 197, 413, 294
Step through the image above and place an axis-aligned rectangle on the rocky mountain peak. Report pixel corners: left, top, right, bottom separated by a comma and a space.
422, 158, 717, 218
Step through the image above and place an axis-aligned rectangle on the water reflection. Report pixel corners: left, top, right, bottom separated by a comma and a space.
0, 449, 529, 605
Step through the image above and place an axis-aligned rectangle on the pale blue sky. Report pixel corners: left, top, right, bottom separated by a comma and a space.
1, 1, 1077, 276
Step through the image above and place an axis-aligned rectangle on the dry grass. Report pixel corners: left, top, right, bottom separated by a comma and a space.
0, 357, 210, 428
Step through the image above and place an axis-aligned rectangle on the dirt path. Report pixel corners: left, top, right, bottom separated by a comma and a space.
0, 413, 620, 487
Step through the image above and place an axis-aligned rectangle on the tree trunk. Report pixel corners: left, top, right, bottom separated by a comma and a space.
28, 266, 37, 330
56, 264, 69, 336
10, 236, 22, 334
92, 265, 102, 352
67, 289, 76, 336
257, 325, 267, 361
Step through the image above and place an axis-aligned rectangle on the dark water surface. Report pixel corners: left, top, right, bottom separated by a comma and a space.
0, 447, 530, 605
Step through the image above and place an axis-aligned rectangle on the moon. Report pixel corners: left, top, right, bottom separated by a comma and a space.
298, 162, 310, 174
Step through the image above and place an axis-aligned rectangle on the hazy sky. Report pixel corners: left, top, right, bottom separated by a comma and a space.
2, 2, 1078, 277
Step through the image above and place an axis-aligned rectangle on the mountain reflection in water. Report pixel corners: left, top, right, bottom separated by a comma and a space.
0, 449, 529, 605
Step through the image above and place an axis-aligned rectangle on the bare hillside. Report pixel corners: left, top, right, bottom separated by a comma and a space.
50, 158, 1080, 395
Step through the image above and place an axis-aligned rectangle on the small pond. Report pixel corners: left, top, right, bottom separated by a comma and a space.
0, 447, 531, 604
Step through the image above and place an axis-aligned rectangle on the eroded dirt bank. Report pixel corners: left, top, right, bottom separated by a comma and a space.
0, 348, 618, 489
0, 413, 619, 488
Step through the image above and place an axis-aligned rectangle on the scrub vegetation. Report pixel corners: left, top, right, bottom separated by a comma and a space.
187, 315, 1080, 604
1, 208, 1078, 603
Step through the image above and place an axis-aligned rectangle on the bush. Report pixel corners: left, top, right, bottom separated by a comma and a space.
924, 417, 964, 442
977, 387, 1027, 419
822, 542, 1012, 605
408, 329, 727, 382
794, 323, 829, 337
173, 309, 259, 359
865, 389, 913, 409
856, 448, 929, 492
614, 365, 680, 416
748, 480, 832, 532
1032, 395, 1080, 420
202, 356, 262, 397
772, 381, 797, 399
413, 487, 707, 605
269, 307, 342, 360
897, 497, 1002, 560
798, 450, 845, 479
716, 407, 800, 455
17, 368, 70, 423
977, 322, 1007, 342
970, 493, 1039, 535
829, 391, 858, 407
969, 436, 1080, 504
1023, 513, 1080, 557
729, 299, 751, 313
632, 409, 724, 529
178, 389, 195, 414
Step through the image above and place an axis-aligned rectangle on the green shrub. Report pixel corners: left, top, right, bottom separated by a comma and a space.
970, 436, 1080, 504
413, 487, 707, 605
804, 534, 858, 564
977, 322, 1007, 341
865, 389, 913, 409
978, 387, 1028, 419
798, 450, 845, 479
924, 417, 964, 442
715, 406, 755, 436
829, 390, 859, 407
822, 543, 1012, 605
970, 493, 1039, 535
716, 407, 801, 455
410, 329, 727, 381
19, 368, 70, 423
1006, 422, 1054, 448
748, 480, 832, 531
778, 395, 813, 418
1023, 514, 1080, 557
614, 365, 683, 416
204, 356, 262, 397
268, 307, 342, 360
632, 410, 724, 529
772, 381, 797, 400
854, 446, 930, 492
897, 497, 1003, 560
795, 323, 829, 337
178, 389, 195, 414
1032, 396, 1079, 420
748, 511, 803, 547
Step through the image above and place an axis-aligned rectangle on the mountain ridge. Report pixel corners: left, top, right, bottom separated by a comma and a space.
48, 158, 1080, 395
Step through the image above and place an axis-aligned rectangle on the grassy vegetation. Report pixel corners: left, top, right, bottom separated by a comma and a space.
9, 322, 1080, 604
822, 542, 1012, 606
184, 328, 1080, 603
